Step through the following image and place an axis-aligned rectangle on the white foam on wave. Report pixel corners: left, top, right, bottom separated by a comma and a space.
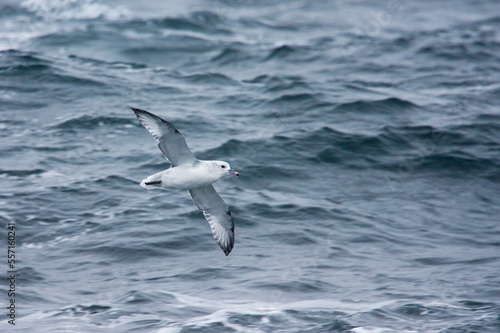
21, 0, 130, 21
23, 231, 88, 250
0, 0, 130, 51
351, 327, 415, 333
154, 291, 398, 333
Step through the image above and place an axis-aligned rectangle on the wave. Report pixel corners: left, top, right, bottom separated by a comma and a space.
211, 47, 253, 65
59, 304, 112, 316
415, 17, 500, 63
267, 92, 331, 111
386, 150, 495, 177
19, 295, 500, 333
238, 17, 300, 31
5, 66, 104, 87
19, 0, 129, 21
154, 11, 229, 34
0, 51, 105, 88
18, 266, 45, 284
414, 256, 500, 266
118, 290, 175, 305
51, 115, 132, 131
0, 3, 30, 18
209, 122, 500, 178
68, 54, 147, 70
249, 74, 311, 92
266, 45, 296, 59
119, 11, 230, 34
173, 267, 236, 282
264, 44, 318, 63
0, 49, 50, 68
93, 175, 138, 187
335, 97, 419, 113
254, 280, 330, 293
0, 1, 129, 50
418, 44, 495, 61
123, 34, 216, 55
0, 169, 45, 177
176, 72, 239, 85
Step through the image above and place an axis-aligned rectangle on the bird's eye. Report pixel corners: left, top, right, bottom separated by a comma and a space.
221, 165, 226, 169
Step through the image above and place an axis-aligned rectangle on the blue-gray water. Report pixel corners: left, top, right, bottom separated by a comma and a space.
1, 0, 500, 332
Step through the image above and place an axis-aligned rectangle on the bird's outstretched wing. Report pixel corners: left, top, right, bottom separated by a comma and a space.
132, 108, 197, 166
189, 185, 235, 256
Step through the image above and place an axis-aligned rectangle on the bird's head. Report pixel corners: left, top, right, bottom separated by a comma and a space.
214, 161, 239, 178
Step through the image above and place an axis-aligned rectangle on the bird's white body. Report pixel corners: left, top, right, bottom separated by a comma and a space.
141, 160, 230, 190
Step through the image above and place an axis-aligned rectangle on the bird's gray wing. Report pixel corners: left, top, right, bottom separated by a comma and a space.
189, 185, 235, 256
132, 108, 197, 166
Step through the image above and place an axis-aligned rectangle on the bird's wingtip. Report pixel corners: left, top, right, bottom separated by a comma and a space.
222, 243, 233, 256
130, 107, 146, 114
131, 107, 165, 124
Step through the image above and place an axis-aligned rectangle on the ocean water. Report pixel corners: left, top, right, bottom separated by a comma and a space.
1, 0, 500, 332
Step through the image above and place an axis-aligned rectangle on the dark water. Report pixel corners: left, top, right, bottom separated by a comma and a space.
1, 0, 500, 332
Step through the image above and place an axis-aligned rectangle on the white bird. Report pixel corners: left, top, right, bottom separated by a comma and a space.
132, 108, 239, 256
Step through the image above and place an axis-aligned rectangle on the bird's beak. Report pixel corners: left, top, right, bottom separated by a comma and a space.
228, 169, 239, 177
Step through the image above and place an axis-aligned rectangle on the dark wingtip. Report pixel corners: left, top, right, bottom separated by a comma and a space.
131, 107, 170, 125
131, 107, 146, 120
130, 107, 148, 115
222, 240, 233, 256
223, 234, 234, 256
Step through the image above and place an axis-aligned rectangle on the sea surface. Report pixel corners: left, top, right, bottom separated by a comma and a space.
1, 0, 500, 332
